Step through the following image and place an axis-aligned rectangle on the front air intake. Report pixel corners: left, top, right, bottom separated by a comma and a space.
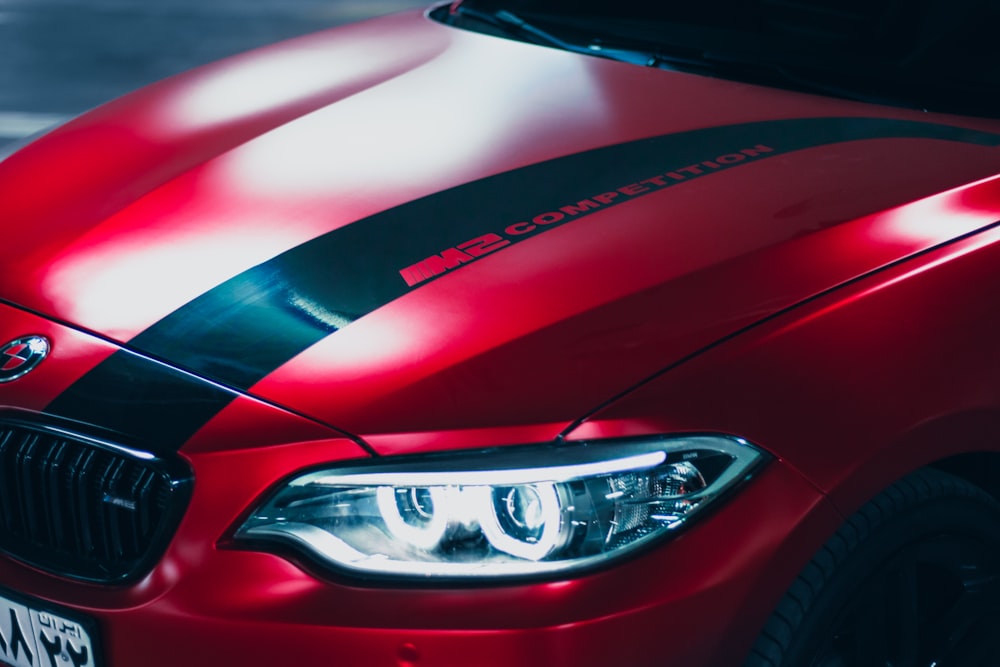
0, 416, 192, 584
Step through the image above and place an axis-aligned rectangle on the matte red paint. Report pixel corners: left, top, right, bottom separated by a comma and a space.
0, 5, 999, 667
572, 221, 1000, 516
0, 462, 838, 666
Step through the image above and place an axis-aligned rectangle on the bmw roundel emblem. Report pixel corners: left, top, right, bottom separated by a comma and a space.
0, 335, 50, 383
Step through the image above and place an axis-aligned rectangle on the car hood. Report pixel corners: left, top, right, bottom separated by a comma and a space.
3, 9, 1000, 453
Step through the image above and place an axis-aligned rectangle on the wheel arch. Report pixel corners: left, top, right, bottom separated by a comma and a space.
726, 408, 1000, 665
818, 407, 1000, 519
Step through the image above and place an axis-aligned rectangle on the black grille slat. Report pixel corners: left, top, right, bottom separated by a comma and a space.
0, 419, 192, 583
70, 446, 98, 559
130, 469, 157, 553
99, 457, 124, 561
0, 429, 19, 530
15, 435, 40, 543
41, 439, 69, 549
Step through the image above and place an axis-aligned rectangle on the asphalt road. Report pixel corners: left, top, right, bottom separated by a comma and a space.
0, 0, 427, 149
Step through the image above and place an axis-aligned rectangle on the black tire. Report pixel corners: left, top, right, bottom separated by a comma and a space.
745, 468, 1000, 667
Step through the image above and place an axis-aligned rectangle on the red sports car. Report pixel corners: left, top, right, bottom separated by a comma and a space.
1, 1, 999, 665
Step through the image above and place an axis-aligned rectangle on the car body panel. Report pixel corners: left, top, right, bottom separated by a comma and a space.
2, 11, 1000, 450
571, 220, 1000, 515
2, 6, 1000, 667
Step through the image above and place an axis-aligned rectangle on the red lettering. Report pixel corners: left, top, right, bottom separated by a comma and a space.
559, 199, 601, 216
505, 222, 536, 236
400, 264, 430, 287
458, 233, 511, 257
533, 211, 565, 225
422, 248, 474, 274
715, 153, 747, 165
399, 142, 779, 289
740, 144, 775, 157
640, 175, 669, 187
618, 183, 650, 196
399, 248, 474, 287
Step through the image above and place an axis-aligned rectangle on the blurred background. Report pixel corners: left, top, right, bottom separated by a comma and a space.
0, 0, 428, 151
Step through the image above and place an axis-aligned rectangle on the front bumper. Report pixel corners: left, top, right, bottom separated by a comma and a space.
0, 452, 837, 667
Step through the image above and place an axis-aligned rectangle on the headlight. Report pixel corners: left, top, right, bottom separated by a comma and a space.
235, 435, 766, 580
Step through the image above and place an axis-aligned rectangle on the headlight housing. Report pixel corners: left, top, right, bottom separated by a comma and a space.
235, 435, 766, 580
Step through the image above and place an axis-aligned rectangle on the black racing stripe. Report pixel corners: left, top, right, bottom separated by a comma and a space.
129, 117, 1000, 388
43, 117, 1000, 449
45, 349, 238, 454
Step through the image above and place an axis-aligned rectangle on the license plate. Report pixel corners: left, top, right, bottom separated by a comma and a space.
0, 589, 99, 667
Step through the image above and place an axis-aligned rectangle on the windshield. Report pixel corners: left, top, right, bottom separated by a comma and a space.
438, 0, 1000, 118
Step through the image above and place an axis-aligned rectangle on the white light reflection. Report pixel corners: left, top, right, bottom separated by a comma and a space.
43, 224, 297, 339
873, 177, 1000, 245
216, 40, 609, 201
152, 17, 446, 135
297, 451, 667, 487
